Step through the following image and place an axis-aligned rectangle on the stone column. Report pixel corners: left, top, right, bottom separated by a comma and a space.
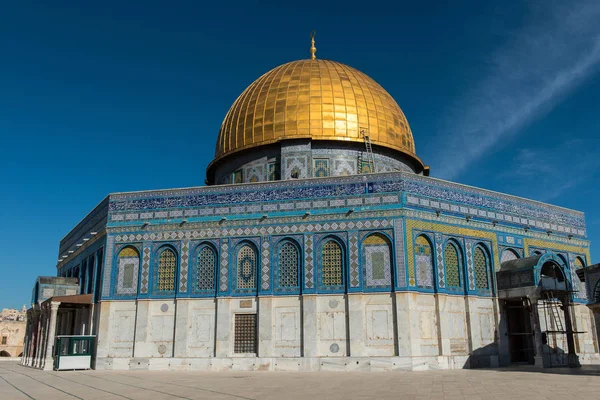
173, 299, 190, 357
215, 298, 232, 357
43, 302, 60, 370
562, 299, 580, 367
35, 311, 45, 368
302, 295, 318, 358
435, 294, 452, 356
530, 301, 545, 367
133, 300, 150, 357
258, 297, 273, 357
347, 294, 364, 357
395, 292, 413, 358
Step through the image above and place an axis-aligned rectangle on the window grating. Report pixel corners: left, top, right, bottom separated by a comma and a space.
197, 246, 216, 290
444, 243, 461, 288
322, 240, 342, 286
278, 242, 299, 288
234, 314, 257, 354
157, 249, 176, 291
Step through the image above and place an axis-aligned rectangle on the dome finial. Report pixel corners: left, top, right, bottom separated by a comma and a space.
310, 30, 317, 59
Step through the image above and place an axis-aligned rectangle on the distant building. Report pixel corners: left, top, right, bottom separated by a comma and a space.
21, 37, 600, 371
0, 306, 27, 357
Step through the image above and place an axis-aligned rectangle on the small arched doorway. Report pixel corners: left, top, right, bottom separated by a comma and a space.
0, 350, 11, 357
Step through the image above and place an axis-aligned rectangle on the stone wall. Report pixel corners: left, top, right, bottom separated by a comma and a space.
94, 293, 503, 371
0, 320, 26, 357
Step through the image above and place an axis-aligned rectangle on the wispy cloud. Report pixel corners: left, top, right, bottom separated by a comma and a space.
498, 139, 600, 202
435, 0, 600, 179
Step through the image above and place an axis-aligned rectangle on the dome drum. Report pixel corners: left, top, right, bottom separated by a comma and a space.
209, 139, 424, 185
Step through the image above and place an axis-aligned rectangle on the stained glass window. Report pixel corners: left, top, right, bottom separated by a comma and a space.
444, 243, 461, 288
157, 248, 176, 291
322, 240, 343, 287
415, 235, 434, 288
237, 245, 256, 289
278, 242, 299, 288
314, 159, 329, 178
474, 246, 489, 290
197, 246, 216, 291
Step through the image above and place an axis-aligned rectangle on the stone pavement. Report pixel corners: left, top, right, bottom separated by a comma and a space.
1, 361, 600, 400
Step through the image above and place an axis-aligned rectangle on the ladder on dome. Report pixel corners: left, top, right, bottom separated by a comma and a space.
361, 128, 376, 173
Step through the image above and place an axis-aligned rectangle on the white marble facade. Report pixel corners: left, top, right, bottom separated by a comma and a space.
94, 293, 509, 371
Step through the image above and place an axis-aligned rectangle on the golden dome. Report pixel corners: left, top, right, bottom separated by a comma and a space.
213, 59, 423, 168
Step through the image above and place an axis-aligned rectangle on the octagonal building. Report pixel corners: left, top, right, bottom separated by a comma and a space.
21, 41, 600, 371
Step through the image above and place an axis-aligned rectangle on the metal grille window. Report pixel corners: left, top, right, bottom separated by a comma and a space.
278, 242, 299, 288
322, 240, 343, 286
157, 249, 176, 291
474, 246, 489, 289
237, 245, 257, 289
197, 246, 216, 290
234, 314, 257, 354
444, 243, 461, 288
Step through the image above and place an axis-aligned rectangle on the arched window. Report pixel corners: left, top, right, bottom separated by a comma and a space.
322, 240, 343, 287
415, 235, 434, 289
277, 241, 299, 289
501, 249, 519, 263
363, 233, 392, 288
574, 257, 585, 270
474, 246, 490, 290
157, 248, 177, 292
196, 245, 216, 291
117, 247, 139, 295
237, 244, 257, 289
444, 242, 461, 288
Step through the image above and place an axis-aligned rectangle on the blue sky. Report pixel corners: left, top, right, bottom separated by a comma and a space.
1, 0, 599, 309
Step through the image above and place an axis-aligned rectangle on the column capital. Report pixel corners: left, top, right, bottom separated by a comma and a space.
50, 301, 61, 311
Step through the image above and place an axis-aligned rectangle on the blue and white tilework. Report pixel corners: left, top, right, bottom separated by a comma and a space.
304, 234, 314, 289
102, 235, 115, 298
393, 219, 406, 288
349, 232, 359, 288
261, 237, 270, 290
179, 241, 189, 292
465, 240, 475, 291
141, 244, 151, 294
435, 233, 445, 289
220, 239, 229, 292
